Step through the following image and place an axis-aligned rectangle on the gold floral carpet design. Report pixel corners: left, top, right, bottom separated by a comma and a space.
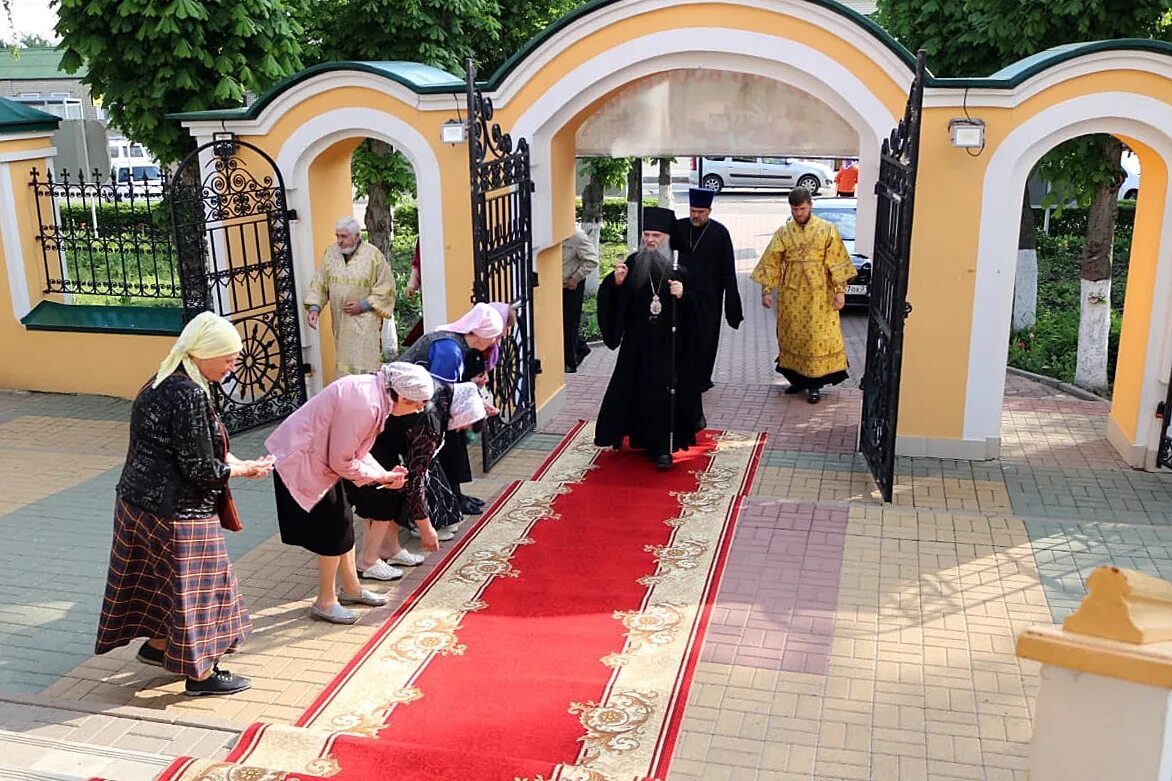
161, 422, 765, 781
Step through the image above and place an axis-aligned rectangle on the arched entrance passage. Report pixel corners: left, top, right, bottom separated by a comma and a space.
499, 5, 913, 258
962, 70, 1172, 468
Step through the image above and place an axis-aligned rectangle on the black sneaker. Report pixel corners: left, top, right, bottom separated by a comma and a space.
185, 667, 252, 697
135, 641, 165, 668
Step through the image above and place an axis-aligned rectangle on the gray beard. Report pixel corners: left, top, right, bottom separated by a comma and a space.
628, 241, 674, 289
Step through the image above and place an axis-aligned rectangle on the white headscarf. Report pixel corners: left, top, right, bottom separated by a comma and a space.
379, 362, 435, 402
153, 311, 243, 397
447, 382, 488, 430
437, 302, 504, 339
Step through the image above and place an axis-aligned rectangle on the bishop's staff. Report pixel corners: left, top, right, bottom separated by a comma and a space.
668, 248, 679, 458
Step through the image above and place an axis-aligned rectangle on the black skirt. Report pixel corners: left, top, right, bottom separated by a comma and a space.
345, 480, 410, 527
274, 471, 355, 556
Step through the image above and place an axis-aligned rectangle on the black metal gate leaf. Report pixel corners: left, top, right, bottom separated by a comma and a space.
1158, 384, 1172, 469
859, 50, 927, 502
171, 137, 307, 433
466, 60, 539, 472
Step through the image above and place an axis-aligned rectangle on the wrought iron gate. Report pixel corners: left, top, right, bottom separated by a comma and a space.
1159, 376, 1172, 469
859, 50, 927, 502
466, 60, 539, 472
171, 137, 307, 433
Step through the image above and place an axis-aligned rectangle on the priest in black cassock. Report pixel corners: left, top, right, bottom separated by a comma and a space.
676, 187, 743, 391
594, 206, 707, 471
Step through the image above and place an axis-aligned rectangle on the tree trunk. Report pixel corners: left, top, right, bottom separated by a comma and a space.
1013, 188, 1037, 332
626, 158, 641, 252
657, 157, 673, 208
582, 175, 604, 227
363, 139, 395, 260
581, 176, 604, 296
1074, 135, 1124, 394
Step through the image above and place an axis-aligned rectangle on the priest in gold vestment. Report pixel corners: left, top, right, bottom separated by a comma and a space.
751, 187, 856, 404
305, 216, 397, 376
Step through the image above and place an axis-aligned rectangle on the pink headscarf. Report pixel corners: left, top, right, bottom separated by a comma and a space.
437, 302, 504, 339
483, 302, 512, 372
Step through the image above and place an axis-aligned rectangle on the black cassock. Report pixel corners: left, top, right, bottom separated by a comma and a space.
593, 252, 707, 456
675, 217, 743, 389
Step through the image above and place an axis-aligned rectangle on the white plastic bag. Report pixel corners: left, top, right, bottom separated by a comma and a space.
381, 316, 399, 360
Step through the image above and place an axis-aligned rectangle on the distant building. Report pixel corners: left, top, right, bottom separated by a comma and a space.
0, 47, 163, 179
0, 47, 103, 122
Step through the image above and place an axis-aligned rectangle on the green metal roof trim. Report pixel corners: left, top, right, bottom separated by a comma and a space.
0, 46, 87, 80
485, 0, 919, 87
168, 61, 465, 122
0, 96, 60, 133
169, 8, 1172, 124
929, 39, 1172, 89
21, 301, 183, 336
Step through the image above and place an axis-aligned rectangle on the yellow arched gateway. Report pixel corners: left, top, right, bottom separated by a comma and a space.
2, 0, 1171, 474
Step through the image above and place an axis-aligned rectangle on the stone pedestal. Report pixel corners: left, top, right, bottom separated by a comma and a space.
1018, 566, 1172, 781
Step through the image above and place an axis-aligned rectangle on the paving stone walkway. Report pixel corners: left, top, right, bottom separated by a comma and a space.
1, 223, 1170, 777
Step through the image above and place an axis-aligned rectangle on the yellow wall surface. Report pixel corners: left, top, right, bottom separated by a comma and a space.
901, 70, 1172, 442
1112, 137, 1168, 441
0, 149, 176, 398
899, 111, 985, 439
492, 2, 908, 129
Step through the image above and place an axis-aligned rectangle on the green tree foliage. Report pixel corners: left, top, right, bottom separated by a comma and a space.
56, 0, 307, 165
476, 0, 583, 75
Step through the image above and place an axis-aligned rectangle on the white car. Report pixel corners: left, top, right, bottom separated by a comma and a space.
113, 164, 165, 201
1121, 151, 1140, 200
688, 156, 833, 194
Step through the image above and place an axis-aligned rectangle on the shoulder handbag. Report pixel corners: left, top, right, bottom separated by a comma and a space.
213, 413, 244, 532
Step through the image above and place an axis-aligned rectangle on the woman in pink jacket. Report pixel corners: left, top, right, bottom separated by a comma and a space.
265, 362, 439, 624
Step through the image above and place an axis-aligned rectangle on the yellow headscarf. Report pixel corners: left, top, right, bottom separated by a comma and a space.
153, 311, 243, 396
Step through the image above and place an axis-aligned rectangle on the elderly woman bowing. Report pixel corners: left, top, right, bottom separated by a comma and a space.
96, 312, 274, 697
399, 302, 505, 516
265, 362, 437, 624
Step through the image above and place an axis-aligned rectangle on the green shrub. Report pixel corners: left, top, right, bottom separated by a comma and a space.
393, 204, 418, 235
575, 197, 659, 231
1008, 224, 1133, 394
58, 203, 171, 237
1032, 201, 1136, 236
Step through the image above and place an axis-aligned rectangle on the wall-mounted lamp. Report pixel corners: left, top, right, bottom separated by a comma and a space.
441, 119, 467, 145
949, 118, 985, 150
212, 131, 236, 143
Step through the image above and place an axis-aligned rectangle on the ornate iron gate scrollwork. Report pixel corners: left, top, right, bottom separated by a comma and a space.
171, 137, 307, 433
859, 50, 926, 502
466, 59, 538, 472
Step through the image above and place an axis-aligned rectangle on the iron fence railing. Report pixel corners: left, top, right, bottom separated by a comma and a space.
29, 167, 179, 304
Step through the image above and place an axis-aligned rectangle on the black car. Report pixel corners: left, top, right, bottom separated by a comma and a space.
809, 197, 869, 307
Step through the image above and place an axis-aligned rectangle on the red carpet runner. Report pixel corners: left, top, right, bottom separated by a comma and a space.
163, 422, 764, 781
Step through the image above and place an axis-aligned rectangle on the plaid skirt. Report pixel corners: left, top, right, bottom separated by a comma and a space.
95, 498, 251, 679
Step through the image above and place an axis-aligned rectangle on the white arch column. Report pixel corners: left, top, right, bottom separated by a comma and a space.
273, 109, 446, 395
967, 93, 1172, 464
506, 29, 901, 256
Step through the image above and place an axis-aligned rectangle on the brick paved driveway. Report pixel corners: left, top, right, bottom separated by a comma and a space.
1, 203, 1170, 778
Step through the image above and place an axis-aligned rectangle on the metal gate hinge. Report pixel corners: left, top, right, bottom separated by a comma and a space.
301, 362, 313, 375
531, 271, 539, 288
534, 358, 543, 375
1158, 401, 1166, 419
286, 209, 298, 221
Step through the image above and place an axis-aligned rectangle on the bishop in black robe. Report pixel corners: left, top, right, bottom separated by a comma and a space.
593, 207, 706, 470
676, 187, 743, 391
